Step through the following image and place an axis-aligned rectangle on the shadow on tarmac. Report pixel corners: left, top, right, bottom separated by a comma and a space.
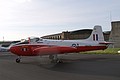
45, 58, 120, 78
19, 57, 120, 78
1, 53, 120, 78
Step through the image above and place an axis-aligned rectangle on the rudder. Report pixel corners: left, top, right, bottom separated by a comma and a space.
86, 25, 104, 41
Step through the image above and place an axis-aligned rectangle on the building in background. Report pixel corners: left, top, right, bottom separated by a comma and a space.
41, 27, 110, 41
41, 29, 92, 40
109, 21, 120, 48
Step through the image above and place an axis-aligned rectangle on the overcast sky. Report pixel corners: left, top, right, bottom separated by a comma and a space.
0, 0, 120, 41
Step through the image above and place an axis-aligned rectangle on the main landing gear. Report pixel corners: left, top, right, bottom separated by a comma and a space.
49, 55, 63, 63
15, 55, 63, 63
16, 57, 21, 63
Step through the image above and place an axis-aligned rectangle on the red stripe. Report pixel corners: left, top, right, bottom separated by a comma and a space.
10, 45, 107, 56
76, 46, 107, 52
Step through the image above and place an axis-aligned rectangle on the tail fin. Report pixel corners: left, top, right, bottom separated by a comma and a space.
86, 25, 104, 41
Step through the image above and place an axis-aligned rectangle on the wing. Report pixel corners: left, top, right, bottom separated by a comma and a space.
33, 46, 77, 55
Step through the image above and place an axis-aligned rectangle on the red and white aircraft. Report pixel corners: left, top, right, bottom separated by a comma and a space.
10, 25, 112, 63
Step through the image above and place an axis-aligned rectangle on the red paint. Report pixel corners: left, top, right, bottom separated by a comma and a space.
76, 46, 107, 52
33, 46, 77, 55
10, 44, 107, 56
10, 45, 45, 56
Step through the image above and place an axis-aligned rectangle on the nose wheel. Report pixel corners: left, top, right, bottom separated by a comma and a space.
16, 57, 21, 63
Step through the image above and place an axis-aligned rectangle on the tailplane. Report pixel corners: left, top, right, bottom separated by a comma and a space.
86, 25, 104, 41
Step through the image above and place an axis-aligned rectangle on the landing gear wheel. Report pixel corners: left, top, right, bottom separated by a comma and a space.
49, 55, 63, 64
51, 59, 63, 63
57, 59, 63, 63
16, 58, 21, 63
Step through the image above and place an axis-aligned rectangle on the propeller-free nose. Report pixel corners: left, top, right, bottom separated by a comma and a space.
10, 46, 17, 54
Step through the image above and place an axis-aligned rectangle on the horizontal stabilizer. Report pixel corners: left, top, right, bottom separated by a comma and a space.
99, 42, 114, 45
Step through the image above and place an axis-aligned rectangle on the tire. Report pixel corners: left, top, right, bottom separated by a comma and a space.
16, 58, 20, 63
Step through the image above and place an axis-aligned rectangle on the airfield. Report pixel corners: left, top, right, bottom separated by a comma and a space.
0, 52, 120, 80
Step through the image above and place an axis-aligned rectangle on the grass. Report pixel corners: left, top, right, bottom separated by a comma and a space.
80, 48, 120, 54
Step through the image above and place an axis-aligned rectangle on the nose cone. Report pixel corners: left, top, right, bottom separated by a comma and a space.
10, 46, 20, 56
10, 46, 18, 55
10, 46, 23, 56
10, 45, 35, 56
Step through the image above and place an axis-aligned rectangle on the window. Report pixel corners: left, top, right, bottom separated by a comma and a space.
21, 48, 28, 51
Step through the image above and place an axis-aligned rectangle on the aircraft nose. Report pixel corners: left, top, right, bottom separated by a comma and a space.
10, 46, 17, 54
10, 46, 14, 52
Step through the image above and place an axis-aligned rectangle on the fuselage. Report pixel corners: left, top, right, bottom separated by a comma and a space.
10, 39, 107, 56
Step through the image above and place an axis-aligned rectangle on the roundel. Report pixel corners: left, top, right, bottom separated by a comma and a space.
72, 44, 76, 47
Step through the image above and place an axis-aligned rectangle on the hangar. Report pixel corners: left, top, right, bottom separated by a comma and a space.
41, 27, 110, 41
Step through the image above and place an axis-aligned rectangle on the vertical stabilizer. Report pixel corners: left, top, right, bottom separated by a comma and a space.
86, 25, 104, 41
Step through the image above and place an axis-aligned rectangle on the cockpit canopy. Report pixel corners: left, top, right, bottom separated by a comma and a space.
27, 37, 43, 43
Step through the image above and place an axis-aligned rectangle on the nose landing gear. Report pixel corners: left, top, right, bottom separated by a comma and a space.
16, 57, 21, 63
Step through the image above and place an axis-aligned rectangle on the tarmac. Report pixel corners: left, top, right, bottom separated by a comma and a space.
0, 52, 120, 80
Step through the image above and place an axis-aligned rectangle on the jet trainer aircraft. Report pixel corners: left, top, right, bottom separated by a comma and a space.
10, 25, 112, 63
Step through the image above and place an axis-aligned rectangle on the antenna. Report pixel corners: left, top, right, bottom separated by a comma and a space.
3, 36, 4, 42
110, 11, 112, 22
110, 11, 113, 31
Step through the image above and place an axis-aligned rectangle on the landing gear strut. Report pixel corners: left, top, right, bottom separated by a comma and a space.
16, 57, 21, 63
49, 55, 63, 63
